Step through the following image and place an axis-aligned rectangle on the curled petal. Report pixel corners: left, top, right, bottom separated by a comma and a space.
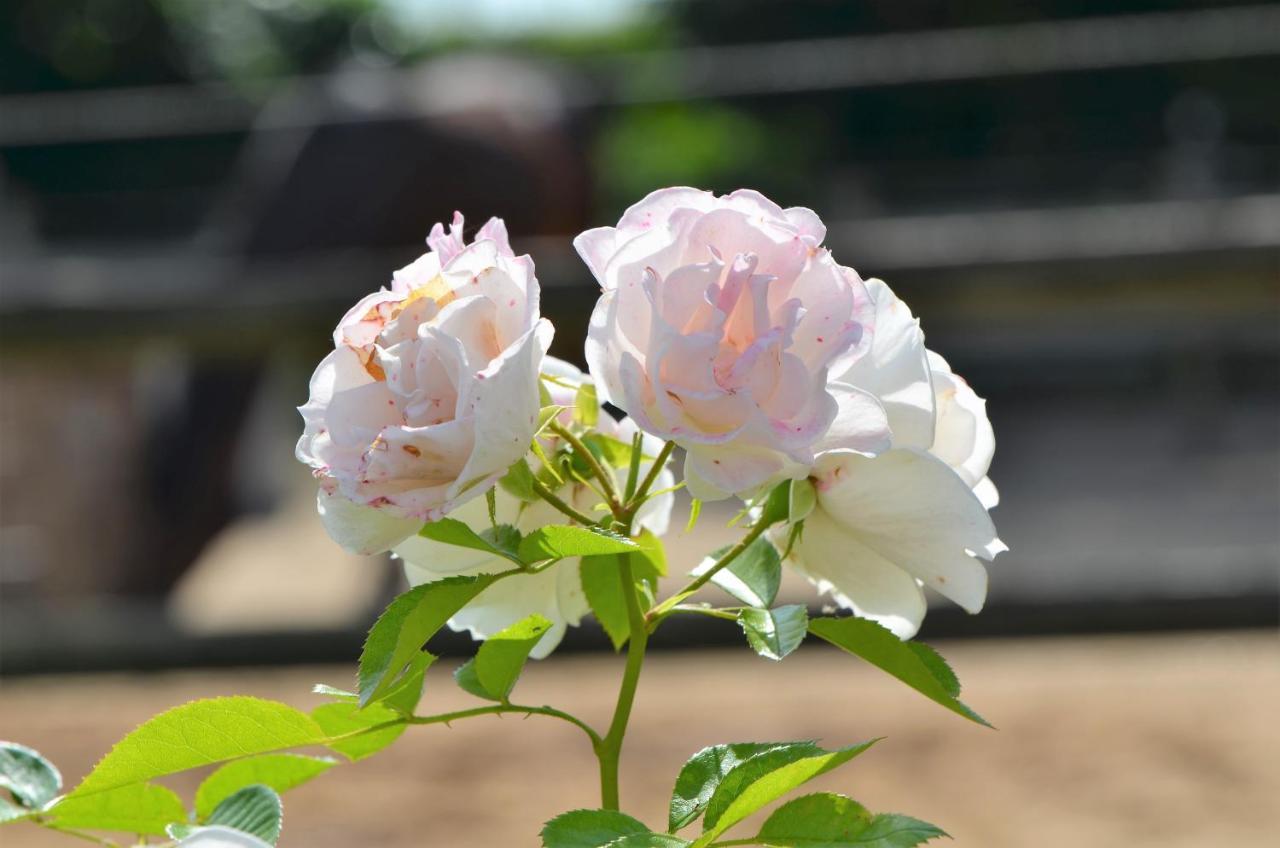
317, 490, 419, 556
812, 449, 1002, 615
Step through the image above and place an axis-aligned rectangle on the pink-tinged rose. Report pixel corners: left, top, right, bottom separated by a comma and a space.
575, 187, 890, 500
779, 278, 1004, 639
394, 357, 674, 658
297, 213, 553, 555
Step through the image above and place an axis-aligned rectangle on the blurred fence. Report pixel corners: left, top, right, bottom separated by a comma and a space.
1, 0, 1276, 674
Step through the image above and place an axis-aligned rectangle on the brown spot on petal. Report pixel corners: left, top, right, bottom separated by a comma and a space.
402, 445, 422, 457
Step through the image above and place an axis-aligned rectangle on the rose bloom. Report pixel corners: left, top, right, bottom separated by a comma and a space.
575, 187, 890, 501
778, 278, 1005, 639
394, 358, 675, 657
296, 213, 552, 555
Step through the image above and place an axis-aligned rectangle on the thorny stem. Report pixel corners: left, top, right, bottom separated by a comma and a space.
530, 477, 599, 526
408, 704, 601, 747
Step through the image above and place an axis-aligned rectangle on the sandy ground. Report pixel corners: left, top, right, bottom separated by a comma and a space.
1, 631, 1277, 847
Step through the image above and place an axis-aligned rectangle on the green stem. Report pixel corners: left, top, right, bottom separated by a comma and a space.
530, 477, 599, 526
549, 420, 624, 515
623, 431, 644, 502
627, 440, 676, 515
647, 519, 773, 624
409, 704, 602, 746
595, 554, 650, 809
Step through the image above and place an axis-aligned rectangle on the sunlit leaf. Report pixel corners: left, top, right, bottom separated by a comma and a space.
809, 617, 989, 726
668, 742, 787, 832
418, 518, 524, 566
473, 614, 552, 700
68, 698, 326, 799
693, 741, 878, 846
195, 754, 336, 820
48, 783, 184, 835
358, 575, 495, 704
519, 525, 637, 562
311, 702, 404, 761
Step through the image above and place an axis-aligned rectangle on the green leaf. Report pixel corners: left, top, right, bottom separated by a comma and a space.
518, 525, 637, 562
582, 433, 642, 469
853, 814, 949, 847
204, 785, 283, 844
581, 555, 633, 651
453, 658, 495, 701
48, 783, 185, 835
575, 383, 599, 427
195, 754, 337, 820
904, 643, 960, 698
756, 480, 793, 526
418, 518, 524, 566
668, 742, 788, 832
738, 605, 808, 660
0, 742, 61, 808
358, 575, 495, 705
809, 617, 989, 726
755, 792, 871, 846
580, 548, 662, 651
605, 835, 689, 847
381, 651, 435, 716
753, 794, 948, 848
693, 741, 878, 846
633, 529, 668, 578
474, 614, 552, 700
695, 536, 781, 608
788, 478, 817, 523
311, 702, 405, 761
68, 697, 327, 799
541, 808, 649, 848
500, 458, 539, 501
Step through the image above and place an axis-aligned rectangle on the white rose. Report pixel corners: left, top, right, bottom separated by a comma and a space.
394, 357, 675, 658
296, 214, 553, 555
781, 279, 1005, 639
575, 187, 890, 501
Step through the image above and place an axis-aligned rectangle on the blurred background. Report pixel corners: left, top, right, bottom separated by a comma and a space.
1, 1, 1277, 846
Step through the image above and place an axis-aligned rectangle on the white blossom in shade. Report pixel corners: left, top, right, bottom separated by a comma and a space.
779, 278, 1005, 639
394, 357, 674, 658
296, 213, 553, 555
574, 187, 890, 501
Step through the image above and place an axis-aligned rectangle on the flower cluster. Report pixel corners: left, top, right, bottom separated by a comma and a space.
298, 189, 1004, 649
0, 188, 1010, 848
